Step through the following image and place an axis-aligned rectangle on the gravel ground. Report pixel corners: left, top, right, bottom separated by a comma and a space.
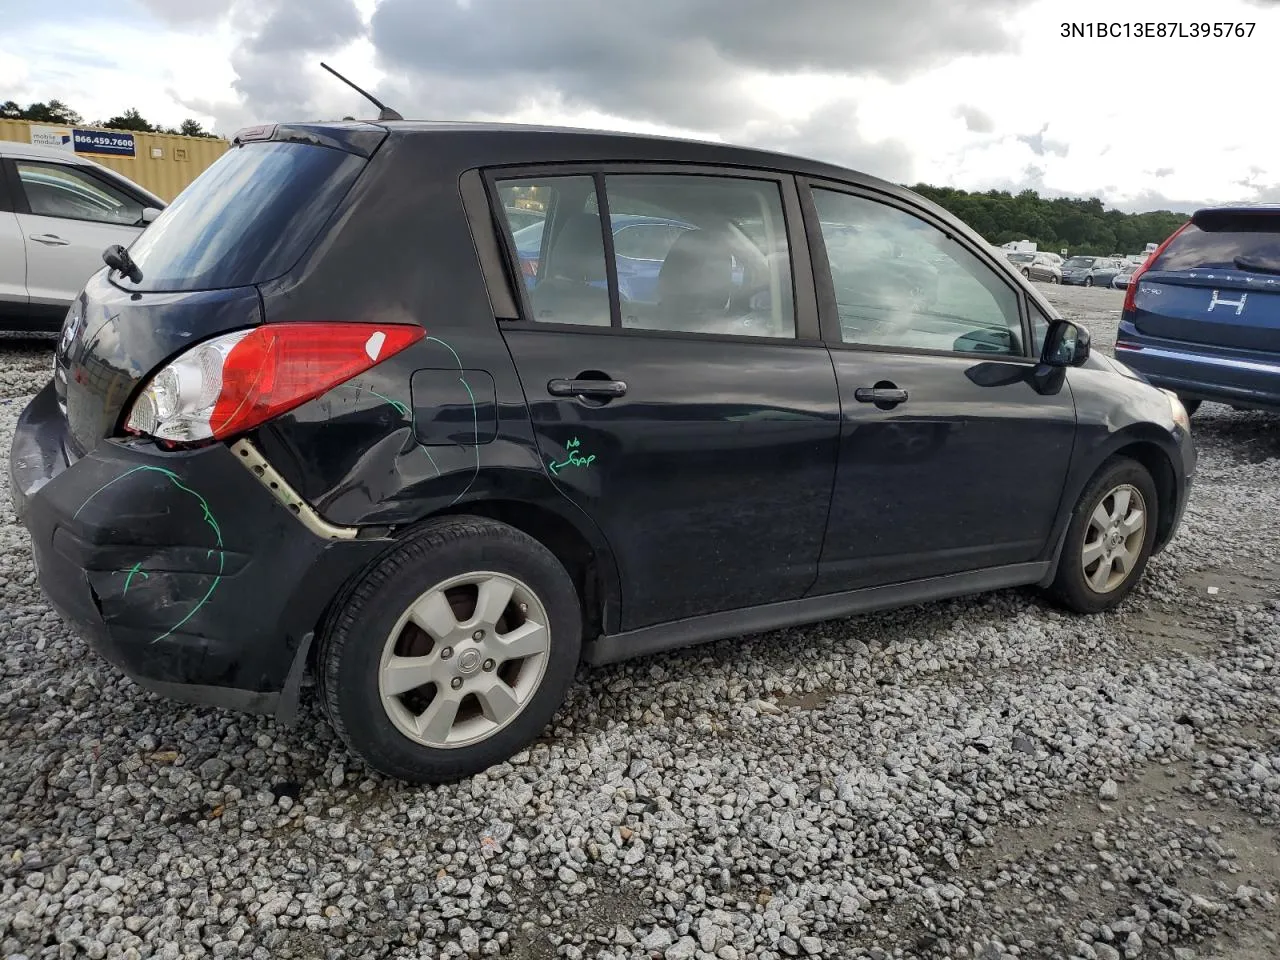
1, 284, 1278, 960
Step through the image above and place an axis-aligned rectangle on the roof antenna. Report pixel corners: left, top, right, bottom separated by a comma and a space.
319, 61, 403, 121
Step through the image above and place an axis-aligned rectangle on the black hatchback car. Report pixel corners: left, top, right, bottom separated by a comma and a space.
10, 121, 1196, 783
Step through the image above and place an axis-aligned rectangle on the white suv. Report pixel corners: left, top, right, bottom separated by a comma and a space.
0, 140, 165, 330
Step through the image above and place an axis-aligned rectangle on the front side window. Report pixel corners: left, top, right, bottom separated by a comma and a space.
16, 161, 142, 226
812, 189, 1024, 356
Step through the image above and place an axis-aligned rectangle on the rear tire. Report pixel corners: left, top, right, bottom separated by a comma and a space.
1045, 457, 1159, 614
317, 517, 582, 783
1177, 396, 1202, 417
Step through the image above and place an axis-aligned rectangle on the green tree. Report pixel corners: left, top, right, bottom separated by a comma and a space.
912, 184, 1187, 255
3, 99, 82, 124
178, 118, 215, 138
101, 108, 154, 132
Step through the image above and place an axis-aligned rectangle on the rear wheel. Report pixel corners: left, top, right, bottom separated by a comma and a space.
1046, 458, 1158, 614
1177, 396, 1202, 417
1051, 275, 1061, 284
318, 517, 582, 783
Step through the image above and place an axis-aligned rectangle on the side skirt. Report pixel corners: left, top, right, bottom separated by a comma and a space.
583, 562, 1052, 666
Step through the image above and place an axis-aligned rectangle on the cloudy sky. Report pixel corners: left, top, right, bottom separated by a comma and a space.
3, 0, 1278, 212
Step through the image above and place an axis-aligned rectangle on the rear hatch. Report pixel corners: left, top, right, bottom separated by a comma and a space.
1132, 207, 1280, 352
54, 122, 386, 454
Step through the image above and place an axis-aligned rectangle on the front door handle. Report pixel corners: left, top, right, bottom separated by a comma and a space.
854, 386, 908, 405
548, 378, 628, 399
30, 234, 70, 246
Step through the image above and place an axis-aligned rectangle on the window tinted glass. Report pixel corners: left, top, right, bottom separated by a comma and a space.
1152, 219, 1280, 274
497, 176, 610, 327
613, 223, 688, 261
121, 141, 365, 292
813, 189, 1023, 355
16, 161, 142, 226
606, 174, 794, 338
1029, 302, 1052, 354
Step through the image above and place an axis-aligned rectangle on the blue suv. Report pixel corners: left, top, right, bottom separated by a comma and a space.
1116, 205, 1280, 415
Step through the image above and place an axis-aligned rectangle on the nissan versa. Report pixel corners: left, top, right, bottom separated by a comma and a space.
10, 120, 1196, 783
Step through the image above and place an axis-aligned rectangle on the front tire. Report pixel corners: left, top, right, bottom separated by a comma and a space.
317, 517, 582, 783
1046, 458, 1159, 614
1084, 276, 1094, 287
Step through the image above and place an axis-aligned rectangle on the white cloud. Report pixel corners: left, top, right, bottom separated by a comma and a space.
3, 0, 1279, 209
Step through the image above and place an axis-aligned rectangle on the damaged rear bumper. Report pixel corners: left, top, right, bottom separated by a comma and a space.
10, 381, 388, 720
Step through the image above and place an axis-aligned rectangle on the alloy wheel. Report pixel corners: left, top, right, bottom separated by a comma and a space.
377, 571, 551, 749
1081, 483, 1147, 594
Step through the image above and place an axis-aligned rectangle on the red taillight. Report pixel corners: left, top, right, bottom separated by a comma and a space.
210, 323, 424, 438
1123, 221, 1190, 313
125, 322, 424, 445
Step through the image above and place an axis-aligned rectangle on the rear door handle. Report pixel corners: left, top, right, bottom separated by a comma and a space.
548, 378, 628, 398
29, 234, 70, 246
854, 386, 908, 404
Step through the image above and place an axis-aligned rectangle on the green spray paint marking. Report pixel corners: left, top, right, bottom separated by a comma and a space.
549, 437, 597, 475
369, 389, 410, 420
121, 562, 149, 595
425, 336, 481, 505
74, 465, 225, 643
369, 389, 440, 476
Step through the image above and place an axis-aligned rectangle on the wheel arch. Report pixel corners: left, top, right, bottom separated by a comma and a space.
1108, 438, 1180, 553
431, 498, 620, 643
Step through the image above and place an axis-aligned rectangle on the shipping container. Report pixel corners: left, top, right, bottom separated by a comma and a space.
0, 118, 228, 202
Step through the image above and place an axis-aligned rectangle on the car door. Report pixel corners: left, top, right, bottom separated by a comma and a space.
5, 158, 146, 309
0, 161, 27, 317
801, 181, 1078, 593
487, 167, 841, 630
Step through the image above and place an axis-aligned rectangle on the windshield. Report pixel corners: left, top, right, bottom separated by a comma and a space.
1008, 253, 1034, 263
120, 140, 366, 292
1063, 257, 1095, 268
1151, 219, 1280, 274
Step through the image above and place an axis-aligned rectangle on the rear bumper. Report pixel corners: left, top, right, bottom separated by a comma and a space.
10, 382, 388, 718
1116, 322, 1280, 414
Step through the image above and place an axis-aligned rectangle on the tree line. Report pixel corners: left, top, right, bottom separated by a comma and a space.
911, 185, 1189, 257
0, 99, 220, 139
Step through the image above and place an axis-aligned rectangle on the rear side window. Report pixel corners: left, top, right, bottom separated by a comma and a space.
120, 141, 366, 292
1151, 217, 1280, 274
494, 172, 796, 339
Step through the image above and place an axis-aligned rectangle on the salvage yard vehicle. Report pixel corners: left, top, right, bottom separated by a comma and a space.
0, 140, 165, 330
11, 119, 1196, 783
1115, 204, 1280, 415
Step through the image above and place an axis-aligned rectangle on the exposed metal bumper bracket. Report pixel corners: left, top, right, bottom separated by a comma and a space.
229, 439, 359, 541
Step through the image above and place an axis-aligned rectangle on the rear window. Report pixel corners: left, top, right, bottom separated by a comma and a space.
1151, 217, 1280, 274
119, 141, 366, 292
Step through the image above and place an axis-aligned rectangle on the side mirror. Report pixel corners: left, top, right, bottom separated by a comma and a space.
140, 206, 162, 224
1041, 319, 1091, 367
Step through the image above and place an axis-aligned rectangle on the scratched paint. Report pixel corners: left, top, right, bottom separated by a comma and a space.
74, 466, 225, 643
367, 337, 480, 499
369, 389, 440, 476
425, 336, 481, 505
549, 437, 597, 475
121, 561, 149, 595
